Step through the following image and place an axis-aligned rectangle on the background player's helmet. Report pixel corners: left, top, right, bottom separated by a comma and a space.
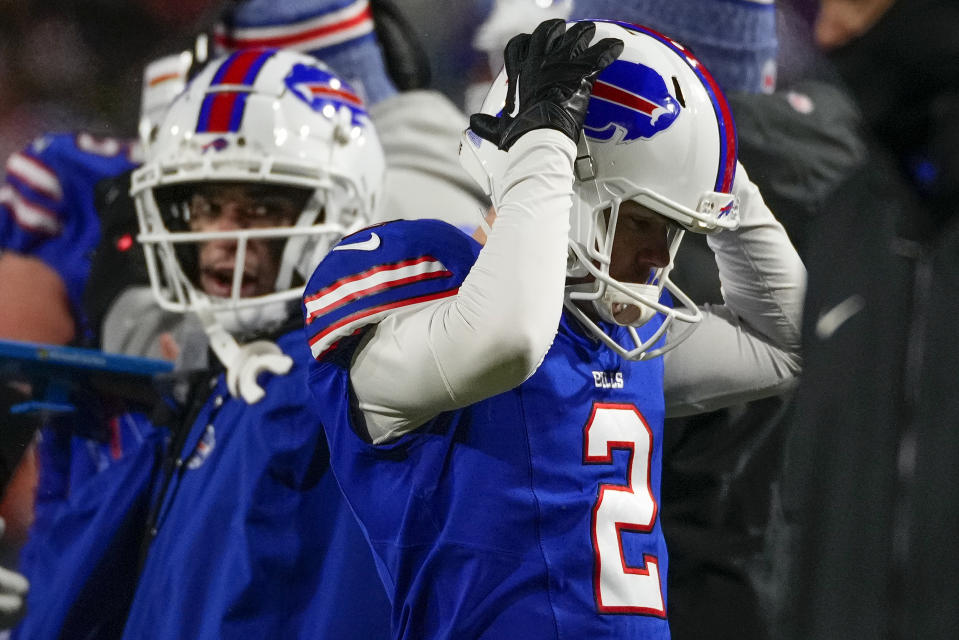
466, 0, 573, 111
138, 34, 213, 154
132, 48, 385, 333
460, 20, 740, 360
138, 50, 195, 154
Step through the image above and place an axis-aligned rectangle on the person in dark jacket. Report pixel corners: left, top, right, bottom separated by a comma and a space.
780, 1, 959, 638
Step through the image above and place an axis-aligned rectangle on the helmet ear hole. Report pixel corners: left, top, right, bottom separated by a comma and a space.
671, 76, 686, 108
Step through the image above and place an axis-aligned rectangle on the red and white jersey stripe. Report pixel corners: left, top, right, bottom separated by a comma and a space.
5, 152, 62, 202
305, 256, 451, 323
303, 219, 480, 362
305, 255, 456, 359
307, 287, 458, 360
0, 185, 62, 234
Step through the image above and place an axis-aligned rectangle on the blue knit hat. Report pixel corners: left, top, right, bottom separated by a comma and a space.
571, 0, 778, 94
215, 0, 398, 106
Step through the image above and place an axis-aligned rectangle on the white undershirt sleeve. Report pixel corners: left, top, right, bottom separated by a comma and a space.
663, 162, 806, 416
349, 130, 576, 443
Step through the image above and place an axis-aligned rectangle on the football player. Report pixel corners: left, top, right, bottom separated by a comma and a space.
0, 41, 202, 633
303, 19, 804, 638
1, 0, 482, 568
565, 2, 785, 637
12, 49, 391, 639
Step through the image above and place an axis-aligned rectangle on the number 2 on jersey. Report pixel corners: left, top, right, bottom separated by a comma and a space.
584, 403, 665, 616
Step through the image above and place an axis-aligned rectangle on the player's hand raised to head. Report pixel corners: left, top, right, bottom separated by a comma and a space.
469, 19, 623, 151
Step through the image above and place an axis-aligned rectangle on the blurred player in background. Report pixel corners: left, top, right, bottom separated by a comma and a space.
12, 48, 391, 639
303, 18, 804, 638
0, 36, 203, 634
1, 0, 488, 367
0, 44, 198, 563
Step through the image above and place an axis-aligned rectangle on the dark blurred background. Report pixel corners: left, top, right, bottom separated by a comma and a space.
0, 0, 226, 161
0, 0, 496, 164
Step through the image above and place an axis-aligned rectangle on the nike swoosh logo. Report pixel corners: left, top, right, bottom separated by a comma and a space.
814, 294, 865, 340
332, 232, 381, 252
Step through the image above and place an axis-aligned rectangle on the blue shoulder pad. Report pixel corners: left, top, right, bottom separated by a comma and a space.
303, 219, 480, 361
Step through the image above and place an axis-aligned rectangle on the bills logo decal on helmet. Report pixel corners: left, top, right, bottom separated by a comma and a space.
201, 138, 230, 154
284, 62, 367, 125
584, 59, 681, 143
609, 21, 737, 193
195, 49, 276, 134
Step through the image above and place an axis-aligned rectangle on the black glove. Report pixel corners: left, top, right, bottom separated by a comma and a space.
469, 19, 624, 151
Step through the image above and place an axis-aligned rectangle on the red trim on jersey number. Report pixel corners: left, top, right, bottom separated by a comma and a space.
583, 402, 666, 617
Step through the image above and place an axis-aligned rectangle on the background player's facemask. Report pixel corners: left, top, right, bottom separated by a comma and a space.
132, 48, 385, 337
144, 179, 364, 336
460, 19, 741, 360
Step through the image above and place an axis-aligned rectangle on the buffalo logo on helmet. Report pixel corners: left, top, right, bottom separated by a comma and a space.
584, 59, 681, 143
201, 138, 230, 154
284, 63, 367, 127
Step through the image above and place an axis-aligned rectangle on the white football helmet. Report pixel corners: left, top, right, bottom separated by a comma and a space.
132, 48, 385, 335
460, 20, 741, 360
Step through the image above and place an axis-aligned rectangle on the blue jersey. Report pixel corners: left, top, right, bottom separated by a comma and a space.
1, 340, 176, 547
14, 416, 167, 640
28, 410, 161, 534
14, 329, 391, 640
304, 219, 672, 639
0, 133, 140, 339
121, 327, 390, 639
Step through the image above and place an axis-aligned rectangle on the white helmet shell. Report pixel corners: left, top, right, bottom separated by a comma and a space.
132, 48, 385, 333
460, 20, 740, 360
